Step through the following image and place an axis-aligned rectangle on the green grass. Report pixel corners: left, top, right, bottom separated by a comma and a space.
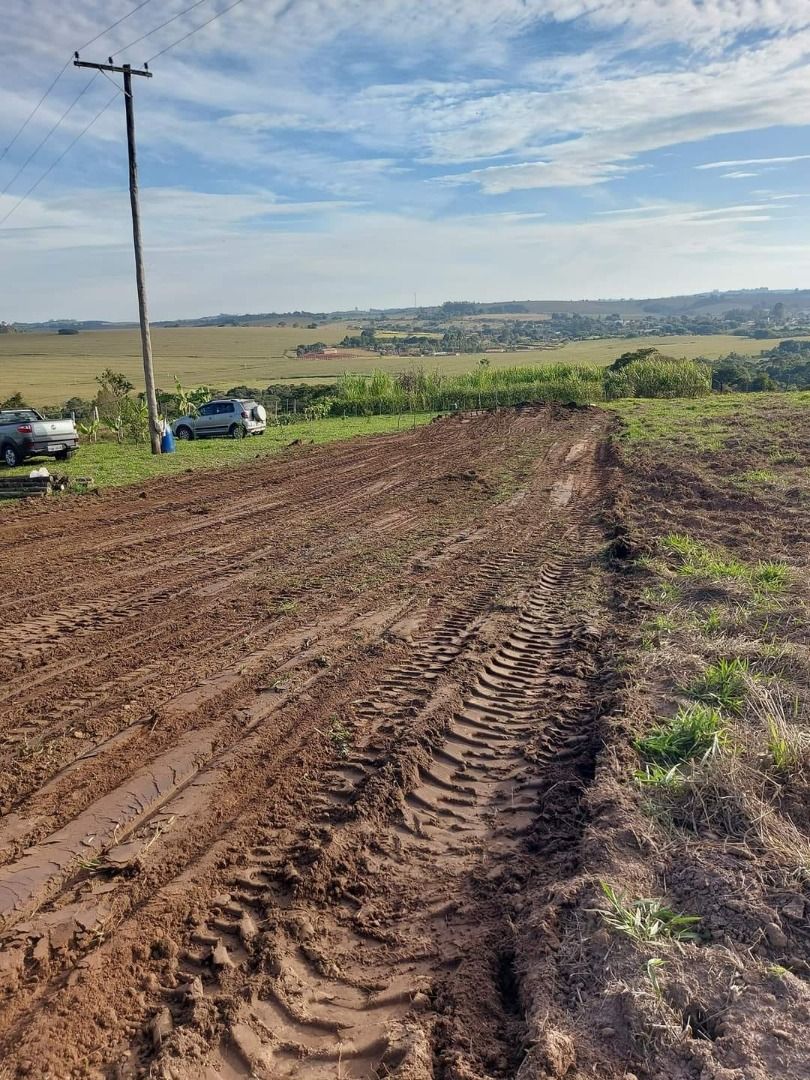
635, 703, 727, 766
597, 882, 702, 944
1, 329, 800, 404
608, 391, 810, 447
0, 414, 432, 491
687, 658, 751, 714
661, 534, 789, 594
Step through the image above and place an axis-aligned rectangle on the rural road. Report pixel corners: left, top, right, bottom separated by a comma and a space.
0, 406, 619, 1078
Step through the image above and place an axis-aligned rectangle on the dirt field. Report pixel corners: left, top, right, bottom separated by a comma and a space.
0, 406, 622, 1078
1, 399, 807, 1080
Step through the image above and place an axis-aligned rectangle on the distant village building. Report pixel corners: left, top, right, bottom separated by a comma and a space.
298, 346, 359, 361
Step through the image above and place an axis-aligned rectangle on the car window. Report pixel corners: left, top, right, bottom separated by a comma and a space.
198, 403, 216, 416
217, 402, 234, 414
1, 409, 39, 423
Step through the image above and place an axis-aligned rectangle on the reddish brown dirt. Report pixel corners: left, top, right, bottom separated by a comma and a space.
0, 407, 621, 1079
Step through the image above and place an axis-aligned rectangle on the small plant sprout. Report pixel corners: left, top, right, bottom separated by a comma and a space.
699, 608, 723, 635
634, 703, 726, 767
688, 657, 752, 714
634, 763, 686, 789
329, 718, 352, 759
597, 883, 701, 945
646, 957, 667, 998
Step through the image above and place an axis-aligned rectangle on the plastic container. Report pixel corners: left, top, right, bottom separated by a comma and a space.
161, 427, 176, 454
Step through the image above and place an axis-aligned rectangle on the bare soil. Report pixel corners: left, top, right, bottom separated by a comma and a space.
4, 401, 806, 1080
0, 406, 625, 1079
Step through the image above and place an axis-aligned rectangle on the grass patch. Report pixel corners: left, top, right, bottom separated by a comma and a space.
597, 883, 702, 945
635, 703, 726, 767
661, 534, 788, 594
687, 658, 751, 714
0, 414, 432, 492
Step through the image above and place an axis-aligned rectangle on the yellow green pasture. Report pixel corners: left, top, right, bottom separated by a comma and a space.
0, 327, 797, 404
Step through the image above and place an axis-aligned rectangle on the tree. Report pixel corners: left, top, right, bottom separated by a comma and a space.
1, 391, 26, 409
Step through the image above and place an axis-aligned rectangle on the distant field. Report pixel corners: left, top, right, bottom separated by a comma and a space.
0, 327, 798, 404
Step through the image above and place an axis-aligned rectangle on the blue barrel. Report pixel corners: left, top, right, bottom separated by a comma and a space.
161, 427, 176, 454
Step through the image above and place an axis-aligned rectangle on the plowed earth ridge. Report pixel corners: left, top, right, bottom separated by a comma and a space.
0, 407, 617, 1078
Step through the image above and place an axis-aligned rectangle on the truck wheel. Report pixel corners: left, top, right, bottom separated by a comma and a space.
229, 423, 246, 439
55, 448, 75, 461
2, 443, 22, 467
175, 425, 194, 441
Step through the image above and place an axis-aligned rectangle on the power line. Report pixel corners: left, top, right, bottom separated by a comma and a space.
0, 90, 119, 229
146, 0, 250, 63
0, 0, 253, 228
115, 0, 213, 57
0, 0, 157, 167
0, 75, 99, 199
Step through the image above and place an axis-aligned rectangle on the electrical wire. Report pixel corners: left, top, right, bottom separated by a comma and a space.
114, 0, 213, 57
0, 0, 254, 229
0, 0, 158, 166
146, 0, 250, 63
0, 74, 99, 198
0, 90, 119, 228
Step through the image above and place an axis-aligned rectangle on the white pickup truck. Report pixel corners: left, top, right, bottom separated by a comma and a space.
0, 409, 79, 467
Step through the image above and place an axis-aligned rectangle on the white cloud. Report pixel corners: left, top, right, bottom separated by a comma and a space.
696, 154, 810, 169
1, 188, 805, 322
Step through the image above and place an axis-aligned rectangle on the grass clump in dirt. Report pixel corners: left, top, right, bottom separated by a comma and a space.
661, 534, 789, 595
634, 703, 726, 768
687, 657, 751, 714
597, 883, 702, 945
328, 718, 352, 759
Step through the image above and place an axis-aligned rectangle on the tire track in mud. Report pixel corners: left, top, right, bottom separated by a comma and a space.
198, 554, 596, 1079
135, 453, 610, 1079
0, 406, 616, 1079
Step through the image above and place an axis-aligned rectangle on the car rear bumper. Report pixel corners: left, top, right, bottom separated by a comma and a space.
24, 436, 79, 455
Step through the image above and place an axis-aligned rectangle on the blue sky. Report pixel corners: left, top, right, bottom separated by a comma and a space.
2, 0, 810, 320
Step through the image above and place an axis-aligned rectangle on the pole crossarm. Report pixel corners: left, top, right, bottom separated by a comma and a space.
74, 59, 152, 77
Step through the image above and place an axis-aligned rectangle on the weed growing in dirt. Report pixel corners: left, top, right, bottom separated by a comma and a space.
737, 469, 777, 485
661, 535, 789, 595
696, 607, 723, 636
646, 956, 668, 998
634, 763, 687, 789
642, 582, 681, 605
329, 718, 352, 759
688, 658, 751, 714
276, 599, 299, 614
598, 883, 702, 945
641, 613, 678, 647
635, 703, 726, 767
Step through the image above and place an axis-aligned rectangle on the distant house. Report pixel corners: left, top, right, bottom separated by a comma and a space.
299, 347, 358, 361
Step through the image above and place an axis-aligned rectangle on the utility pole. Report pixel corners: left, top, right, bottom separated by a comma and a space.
74, 56, 162, 454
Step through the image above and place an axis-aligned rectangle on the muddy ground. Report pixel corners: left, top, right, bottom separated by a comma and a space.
0, 402, 806, 1080
0, 407, 625, 1078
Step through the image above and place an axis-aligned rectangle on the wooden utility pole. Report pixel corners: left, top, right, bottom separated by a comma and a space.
74, 57, 162, 454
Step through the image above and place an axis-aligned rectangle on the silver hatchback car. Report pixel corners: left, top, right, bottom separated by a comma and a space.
172, 398, 267, 441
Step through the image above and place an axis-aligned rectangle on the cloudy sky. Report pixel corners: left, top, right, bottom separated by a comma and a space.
1, 0, 810, 320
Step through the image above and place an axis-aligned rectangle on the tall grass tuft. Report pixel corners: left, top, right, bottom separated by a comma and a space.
635, 703, 726, 767
688, 658, 751, 714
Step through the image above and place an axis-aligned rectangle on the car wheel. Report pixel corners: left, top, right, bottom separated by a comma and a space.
55, 448, 75, 461
2, 443, 22, 467
175, 425, 194, 441
229, 423, 246, 439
